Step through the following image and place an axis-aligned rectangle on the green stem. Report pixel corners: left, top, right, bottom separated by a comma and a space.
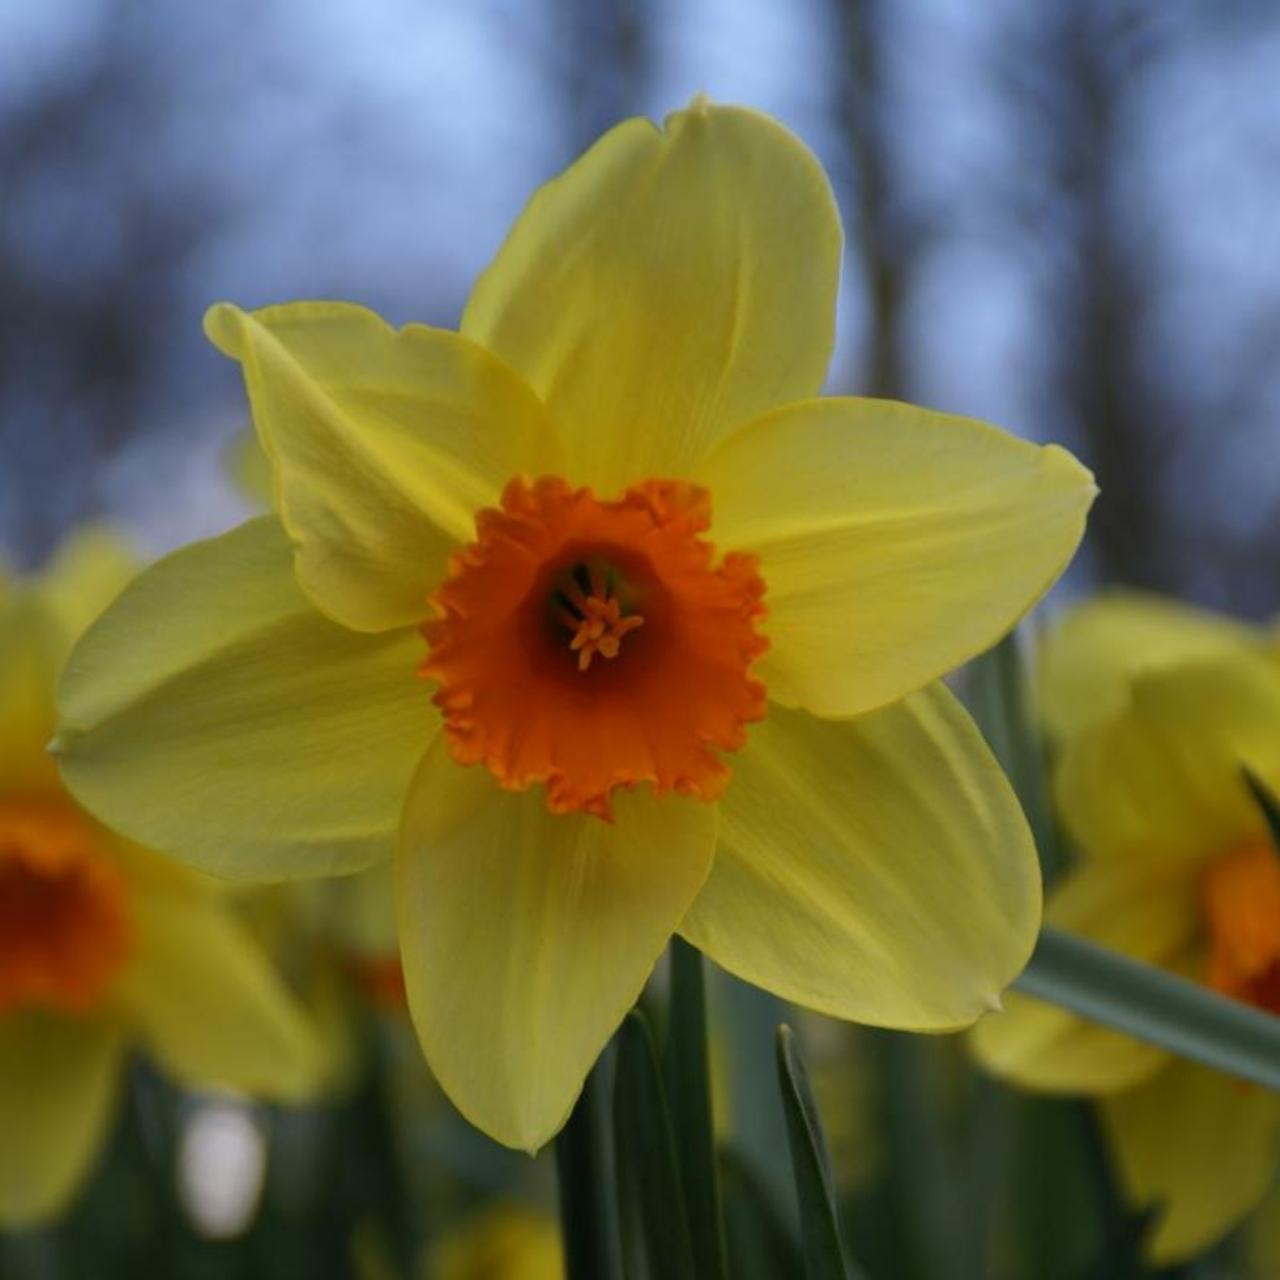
664, 937, 729, 1280
1016, 926, 1280, 1089
966, 630, 1064, 884
1076, 1101, 1150, 1274
556, 1059, 619, 1280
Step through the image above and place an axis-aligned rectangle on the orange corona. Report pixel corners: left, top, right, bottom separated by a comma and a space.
422, 476, 769, 819
1202, 839, 1280, 1015
0, 801, 132, 1014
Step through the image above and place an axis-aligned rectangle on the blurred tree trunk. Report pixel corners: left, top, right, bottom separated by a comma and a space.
0, 0, 230, 564
1060, 4, 1169, 590
555, 0, 651, 158
832, 0, 905, 401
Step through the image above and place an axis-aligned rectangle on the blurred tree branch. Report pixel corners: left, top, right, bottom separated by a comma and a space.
1055, 2, 1170, 590
832, 0, 904, 401
0, 0, 234, 562
554, 0, 650, 159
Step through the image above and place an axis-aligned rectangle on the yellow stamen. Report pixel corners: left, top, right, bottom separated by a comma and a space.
568, 590, 645, 671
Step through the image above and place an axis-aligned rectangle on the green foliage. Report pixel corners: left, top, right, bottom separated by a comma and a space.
965, 629, 1064, 883
557, 1059, 620, 1280
663, 937, 730, 1280
1018, 927, 1280, 1091
1242, 766, 1280, 853
720, 1148, 804, 1280
775, 1024, 860, 1280
613, 1010, 696, 1280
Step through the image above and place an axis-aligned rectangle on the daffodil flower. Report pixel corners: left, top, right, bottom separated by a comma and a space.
972, 626, 1280, 1264
1037, 589, 1264, 740
426, 1204, 563, 1280
0, 531, 323, 1227
55, 101, 1095, 1151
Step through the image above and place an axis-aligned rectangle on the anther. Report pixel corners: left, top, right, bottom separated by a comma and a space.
559, 573, 644, 671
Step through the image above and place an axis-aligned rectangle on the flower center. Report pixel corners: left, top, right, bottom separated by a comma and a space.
0, 800, 133, 1014
555, 561, 646, 672
1201, 839, 1280, 1015
422, 476, 768, 819
347, 955, 408, 1011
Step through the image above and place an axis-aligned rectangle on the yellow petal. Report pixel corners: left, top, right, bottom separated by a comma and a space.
397, 740, 717, 1151
0, 529, 136, 797
0, 593, 61, 794
462, 100, 841, 491
971, 989, 1166, 1096
0, 1013, 126, 1227
697, 398, 1095, 717
38, 525, 136, 646
1055, 652, 1280, 865
970, 852, 1199, 1093
55, 517, 433, 879
1242, 1180, 1280, 1277
205, 301, 561, 632
1039, 591, 1256, 741
226, 427, 273, 507
428, 1205, 564, 1280
117, 876, 325, 1101
1102, 1060, 1280, 1265
679, 686, 1041, 1028
1, 527, 135, 793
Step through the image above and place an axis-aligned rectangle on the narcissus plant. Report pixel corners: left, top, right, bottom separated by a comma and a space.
0, 532, 322, 1227
55, 101, 1095, 1150
972, 624, 1280, 1264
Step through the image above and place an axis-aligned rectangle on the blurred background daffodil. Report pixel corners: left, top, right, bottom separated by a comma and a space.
0, 530, 325, 1228
973, 596, 1280, 1264
424, 1205, 562, 1280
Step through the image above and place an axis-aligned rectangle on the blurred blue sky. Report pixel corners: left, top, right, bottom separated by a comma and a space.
2, 0, 1279, 611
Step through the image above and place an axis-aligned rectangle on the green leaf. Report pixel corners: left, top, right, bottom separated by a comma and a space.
775, 1024, 859, 1280
1016, 925, 1280, 1090
1242, 765, 1280, 853
719, 1147, 803, 1280
556, 1057, 622, 1280
613, 1010, 696, 1280
717, 972, 794, 1216
855, 1032, 978, 1280
1000, 1096, 1123, 1280
662, 938, 729, 1280
966, 629, 1064, 883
